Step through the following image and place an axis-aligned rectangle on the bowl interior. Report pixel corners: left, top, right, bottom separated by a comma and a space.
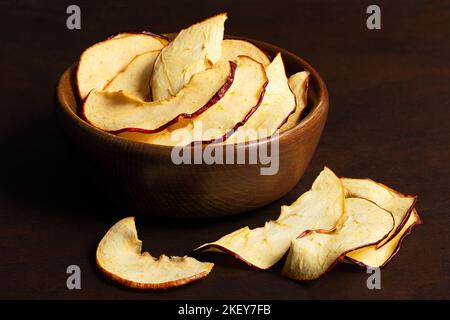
58, 34, 328, 150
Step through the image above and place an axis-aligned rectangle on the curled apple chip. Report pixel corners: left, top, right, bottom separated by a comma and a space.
151, 13, 227, 101
345, 209, 421, 267
96, 217, 213, 289
104, 50, 160, 101
83, 61, 235, 134
341, 178, 416, 248
226, 53, 296, 144
110, 31, 168, 41
279, 71, 310, 132
282, 198, 394, 280
120, 56, 267, 146
221, 39, 270, 66
76, 33, 168, 100
194, 167, 345, 269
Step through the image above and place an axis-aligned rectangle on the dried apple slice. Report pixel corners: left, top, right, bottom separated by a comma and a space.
96, 217, 213, 289
221, 39, 270, 66
151, 13, 227, 101
345, 209, 421, 267
225, 53, 296, 143
282, 198, 394, 281
110, 31, 168, 41
194, 167, 345, 269
279, 71, 310, 132
83, 61, 235, 134
104, 50, 160, 101
76, 33, 168, 100
119, 56, 267, 146
341, 178, 416, 247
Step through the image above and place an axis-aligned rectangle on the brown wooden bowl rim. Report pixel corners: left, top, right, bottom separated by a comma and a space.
57, 35, 328, 155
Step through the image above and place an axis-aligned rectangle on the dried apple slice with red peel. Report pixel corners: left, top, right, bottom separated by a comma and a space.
110, 31, 169, 42
96, 217, 213, 290
151, 13, 227, 101
120, 56, 267, 146
83, 60, 235, 134
76, 33, 168, 100
225, 53, 296, 144
345, 209, 421, 267
282, 198, 394, 281
221, 39, 270, 66
280, 71, 310, 132
341, 178, 416, 248
194, 167, 346, 269
104, 50, 160, 101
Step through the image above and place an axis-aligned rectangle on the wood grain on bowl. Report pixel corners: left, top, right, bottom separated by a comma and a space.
56, 36, 328, 218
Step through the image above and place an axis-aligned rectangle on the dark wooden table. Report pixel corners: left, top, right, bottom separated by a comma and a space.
0, 0, 448, 299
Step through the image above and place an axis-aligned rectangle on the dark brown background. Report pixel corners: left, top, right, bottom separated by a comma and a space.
0, 0, 448, 299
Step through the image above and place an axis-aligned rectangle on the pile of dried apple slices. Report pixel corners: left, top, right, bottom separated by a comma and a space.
96, 167, 420, 289
194, 167, 420, 280
76, 13, 310, 145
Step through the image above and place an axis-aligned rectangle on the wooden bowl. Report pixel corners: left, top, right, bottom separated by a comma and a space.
56, 36, 328, 218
